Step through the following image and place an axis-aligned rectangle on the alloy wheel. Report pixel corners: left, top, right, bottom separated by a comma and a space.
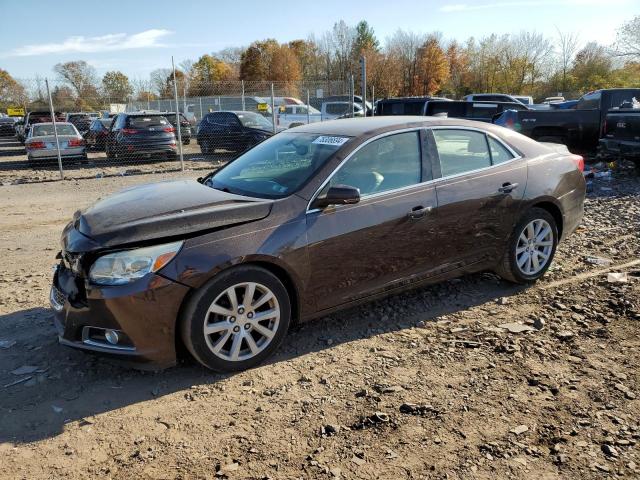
203, 282, 280, 362
515, 219, 554, 276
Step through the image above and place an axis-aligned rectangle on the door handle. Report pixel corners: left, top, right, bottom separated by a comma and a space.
498, 182, 519, 194
408, 205, 433, 220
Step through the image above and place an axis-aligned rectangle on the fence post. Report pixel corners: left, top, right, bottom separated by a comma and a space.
171, 56, 185, 171
306, 89, 310, 124
360, 56, 367, 116
199, 97, 203, 122
218, 96, 222, 111
241, 80, 246, 111
271, 84, 276, 134
371, 85, 375, 117
350, 74, 355, 117
45, 78, 64, 180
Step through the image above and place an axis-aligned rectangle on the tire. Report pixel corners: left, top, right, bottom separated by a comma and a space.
495, 207, 558, 284
200, 142, 210, 154
180, 266, 291, 372
183, 138, 191, 145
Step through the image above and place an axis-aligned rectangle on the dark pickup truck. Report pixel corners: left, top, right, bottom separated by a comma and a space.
599, 104, 640, 169
493, 88, 640, 151
375, 97, 528, 121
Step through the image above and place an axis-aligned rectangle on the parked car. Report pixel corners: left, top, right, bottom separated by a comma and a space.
463, 93, 526, 104
17, 110, 65, 143
50, 116, 585, 371
84, 118, 113, 150
314, 95, 373, 114
197, 111, 273, 156
25, 122, 86, 164
425, 100, 530, 122
65, 113, 93, 135
0, 117, 17, 136
493, 88, 640, 150
598, 101, 640, 171
277, 104, 321, 129
375, 96, 452, 116
105, 113, 177, 161
321, 101, 364, 120
163, 112, 192, 144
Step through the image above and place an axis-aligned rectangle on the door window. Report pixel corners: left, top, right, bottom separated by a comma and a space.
433, 129, 491, 177
327, 131, 421, 196
577, 92, 601, 110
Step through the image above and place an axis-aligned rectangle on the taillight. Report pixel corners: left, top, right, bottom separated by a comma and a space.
571, 154, 584, 171
26, 141, 45, 149
68, 138, 84, 147
506, 117, 515, 128
122, 128, 139, 135
163, 127, 175, 133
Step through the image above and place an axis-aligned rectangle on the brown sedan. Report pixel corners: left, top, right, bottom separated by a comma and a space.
50, 117, 586, 371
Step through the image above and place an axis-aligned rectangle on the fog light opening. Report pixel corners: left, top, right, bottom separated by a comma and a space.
105, 329, 120, 345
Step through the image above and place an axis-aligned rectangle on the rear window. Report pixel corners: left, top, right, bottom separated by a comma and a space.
32, 124, 77, 136
126, 116, 169, 128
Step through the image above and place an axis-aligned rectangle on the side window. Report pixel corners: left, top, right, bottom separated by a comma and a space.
328, 131, 421, 196
488, 136, 515, 164
433, 129, 491, 177
284, 106, 294, 114
577, 92, 601, 110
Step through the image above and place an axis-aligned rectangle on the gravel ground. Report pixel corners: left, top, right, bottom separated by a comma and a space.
0, 166, 638, 479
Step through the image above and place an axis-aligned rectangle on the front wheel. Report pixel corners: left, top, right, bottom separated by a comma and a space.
180, 266, 291, 372
495, 208, 558, 284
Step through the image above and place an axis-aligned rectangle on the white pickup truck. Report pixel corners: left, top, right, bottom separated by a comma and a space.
277, 101, 364, 129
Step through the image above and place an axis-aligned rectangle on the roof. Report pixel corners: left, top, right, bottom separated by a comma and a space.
291, 116, 498, 137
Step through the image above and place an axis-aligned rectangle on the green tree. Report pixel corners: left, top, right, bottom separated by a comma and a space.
353, 20, 379, 55
102, 71, 133, 103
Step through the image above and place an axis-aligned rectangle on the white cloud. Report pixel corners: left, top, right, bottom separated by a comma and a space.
5, 29, 173, 57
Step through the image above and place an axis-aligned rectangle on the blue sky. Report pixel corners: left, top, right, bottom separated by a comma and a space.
0, 0, 634, 80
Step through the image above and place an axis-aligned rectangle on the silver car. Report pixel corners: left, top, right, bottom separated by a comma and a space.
25, 122, 87, 163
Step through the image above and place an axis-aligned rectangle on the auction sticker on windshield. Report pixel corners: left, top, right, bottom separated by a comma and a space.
312, 136, 350, 146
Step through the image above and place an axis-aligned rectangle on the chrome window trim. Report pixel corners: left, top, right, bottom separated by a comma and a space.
306, 125, 523, 214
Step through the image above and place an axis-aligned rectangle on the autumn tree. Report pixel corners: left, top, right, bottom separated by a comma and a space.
102, 71, 133, 103
0, 69, 27, 109
53, 61, 98, 98
415, 36, 449, 95
571, 42, 613, 91
239, 40, 302, 82
444, 41, 470, 97
189, 55, 234, 95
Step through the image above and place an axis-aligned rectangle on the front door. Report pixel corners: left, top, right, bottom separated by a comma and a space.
429, 128, 527, 268
305, 130, 440, 311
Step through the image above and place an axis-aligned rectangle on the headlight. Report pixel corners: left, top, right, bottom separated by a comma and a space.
89, 241, 183, 285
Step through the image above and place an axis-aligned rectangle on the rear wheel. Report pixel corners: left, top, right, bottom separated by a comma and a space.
180, 266, 291, 372
495, 207, 558, 284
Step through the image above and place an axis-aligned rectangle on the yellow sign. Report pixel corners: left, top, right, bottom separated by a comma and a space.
257, 103, 269, 112
7, 107, 25, 116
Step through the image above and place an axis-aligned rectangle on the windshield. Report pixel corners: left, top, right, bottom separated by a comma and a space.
236, 112, 273, 131
32, 124, 77, 136
208, 132, 350, 199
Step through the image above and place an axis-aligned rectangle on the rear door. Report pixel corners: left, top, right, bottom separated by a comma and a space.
430, 128, 527, 268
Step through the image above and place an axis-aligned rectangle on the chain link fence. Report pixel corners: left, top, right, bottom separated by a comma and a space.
0, 72, 358, 184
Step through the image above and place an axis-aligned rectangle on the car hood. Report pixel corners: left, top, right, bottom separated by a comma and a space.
74, 180, 273, 248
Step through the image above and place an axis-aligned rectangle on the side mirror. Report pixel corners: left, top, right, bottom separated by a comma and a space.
312, 184, 360, 209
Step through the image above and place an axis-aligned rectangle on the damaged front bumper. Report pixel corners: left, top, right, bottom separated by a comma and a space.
50, 262, 190, 369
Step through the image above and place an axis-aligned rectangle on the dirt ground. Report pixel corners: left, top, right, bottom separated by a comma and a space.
0, 165, 639, 480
